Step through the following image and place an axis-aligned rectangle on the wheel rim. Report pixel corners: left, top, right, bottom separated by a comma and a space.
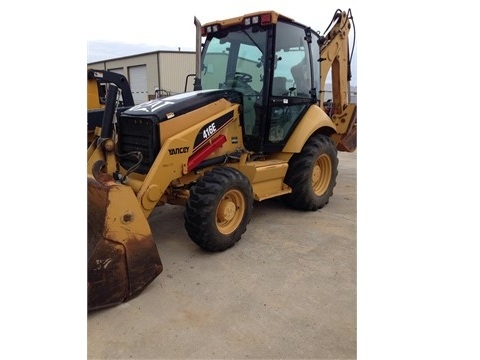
216, 189, 245, 235
312, 154, 332, 195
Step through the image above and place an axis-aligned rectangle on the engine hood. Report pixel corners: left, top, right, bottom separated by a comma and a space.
122, 89, 242, 122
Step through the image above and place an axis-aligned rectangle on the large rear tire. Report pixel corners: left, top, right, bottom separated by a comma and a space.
185, 166, 254, 252
284, 134, 338, 211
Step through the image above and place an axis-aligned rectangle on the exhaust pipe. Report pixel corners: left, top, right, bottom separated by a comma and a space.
193, 16, 202, 91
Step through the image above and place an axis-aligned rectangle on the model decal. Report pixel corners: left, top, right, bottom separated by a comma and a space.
194, 111, 234, 151
203, 123, 217, 139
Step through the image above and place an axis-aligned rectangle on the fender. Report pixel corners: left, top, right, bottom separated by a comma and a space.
282, 105, 336, 153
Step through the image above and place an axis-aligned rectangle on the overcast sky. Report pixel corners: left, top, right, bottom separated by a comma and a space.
87, 0, 357, 85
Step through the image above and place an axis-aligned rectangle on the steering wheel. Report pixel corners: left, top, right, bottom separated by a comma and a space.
232, 72, 253, 83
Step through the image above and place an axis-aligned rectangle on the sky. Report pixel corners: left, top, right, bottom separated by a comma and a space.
86, 0, 357, 85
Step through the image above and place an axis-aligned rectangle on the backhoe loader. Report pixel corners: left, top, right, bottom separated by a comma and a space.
87, 8, 357, 311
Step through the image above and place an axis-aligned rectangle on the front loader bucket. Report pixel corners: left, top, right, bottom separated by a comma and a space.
88, 176, 163, 311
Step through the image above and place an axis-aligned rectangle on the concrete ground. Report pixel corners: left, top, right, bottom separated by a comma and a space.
88, 150, 357, 360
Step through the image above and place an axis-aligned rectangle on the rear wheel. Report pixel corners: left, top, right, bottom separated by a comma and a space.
284, 134, 338, 210
185, 166, 253, 252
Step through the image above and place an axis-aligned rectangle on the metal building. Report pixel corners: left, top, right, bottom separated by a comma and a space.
88, 50, 196, 104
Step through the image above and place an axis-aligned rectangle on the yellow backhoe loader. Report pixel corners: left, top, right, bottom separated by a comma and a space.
87, 8, 357, 311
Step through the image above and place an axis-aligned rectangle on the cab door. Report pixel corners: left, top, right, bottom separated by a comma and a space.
262, 22, 317, 153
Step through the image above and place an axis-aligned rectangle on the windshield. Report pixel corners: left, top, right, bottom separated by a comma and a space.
200, 27, 268, 94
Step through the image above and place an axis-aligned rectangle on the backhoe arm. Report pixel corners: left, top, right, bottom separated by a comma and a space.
319, 9, 356, 152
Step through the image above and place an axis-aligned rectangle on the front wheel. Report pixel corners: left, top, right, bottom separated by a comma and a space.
185, 166, 253, 252
283, 134, 338, 211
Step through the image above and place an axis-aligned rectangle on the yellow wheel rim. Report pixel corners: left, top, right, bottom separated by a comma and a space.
312, 154, 332, 196
216, 189, 245, 234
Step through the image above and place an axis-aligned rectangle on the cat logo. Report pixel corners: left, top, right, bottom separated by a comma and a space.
168, 146, 190, 155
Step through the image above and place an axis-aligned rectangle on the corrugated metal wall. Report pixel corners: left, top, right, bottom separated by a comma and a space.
158, 52, 196, 95
87, 51, 195, 101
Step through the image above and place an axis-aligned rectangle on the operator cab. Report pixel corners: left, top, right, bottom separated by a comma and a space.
200, 12, 320, 153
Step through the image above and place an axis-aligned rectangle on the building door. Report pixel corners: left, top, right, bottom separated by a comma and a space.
128, 65, 148, 104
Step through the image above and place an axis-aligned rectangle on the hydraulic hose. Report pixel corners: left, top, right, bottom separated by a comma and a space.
100, 84, 119, 139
